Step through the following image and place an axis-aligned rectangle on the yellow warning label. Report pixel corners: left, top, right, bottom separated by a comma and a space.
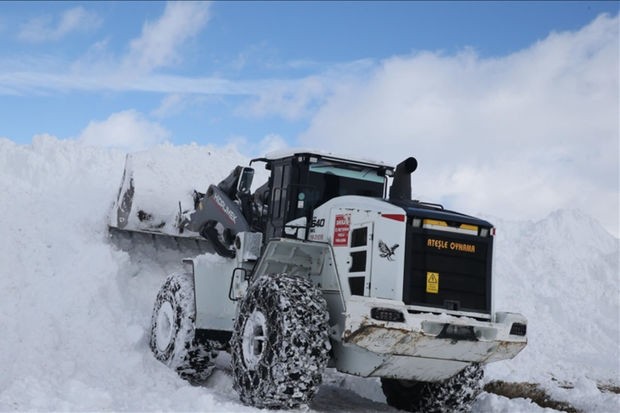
426, 272, 439, 294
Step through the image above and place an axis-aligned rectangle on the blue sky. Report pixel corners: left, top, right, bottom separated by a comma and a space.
0, 1, 618, 235
0, 1, 617, 147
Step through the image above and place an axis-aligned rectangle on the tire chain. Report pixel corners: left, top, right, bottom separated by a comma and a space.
382, 364, 484, 413
150, 273, 215, 384
231, 273, 331, 408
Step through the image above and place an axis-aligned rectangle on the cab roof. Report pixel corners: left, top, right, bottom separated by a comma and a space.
251, 148, 394, 172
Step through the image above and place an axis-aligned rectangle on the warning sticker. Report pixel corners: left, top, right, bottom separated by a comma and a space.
426, 272, 439, 294
333, 213, 351, 246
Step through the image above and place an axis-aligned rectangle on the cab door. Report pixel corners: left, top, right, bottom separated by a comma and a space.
265, 162, 287, 241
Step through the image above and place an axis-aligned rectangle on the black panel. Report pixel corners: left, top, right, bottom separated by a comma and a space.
349, 276, 365, 296
349, 250, 367, 272
351, 227, 368, 247
402, 226, 493, 313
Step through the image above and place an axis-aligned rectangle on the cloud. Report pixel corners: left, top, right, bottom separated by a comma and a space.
236, 76, 328, 120
121, 2, 211, 74
258, 134, 289, 154
18, 7, 102, 43
78, 110, 170, 152
1, 2, 213, 94
151, 94, 186, 118
233, 59, 375, 120
299, 13, 619, 236
224, 133, 289, 159
0, 1, 370, 114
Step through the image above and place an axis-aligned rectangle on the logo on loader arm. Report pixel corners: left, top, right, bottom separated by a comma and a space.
213, 192, 238, 224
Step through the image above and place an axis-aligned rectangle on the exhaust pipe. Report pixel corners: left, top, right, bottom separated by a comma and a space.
389, 157, 417, 201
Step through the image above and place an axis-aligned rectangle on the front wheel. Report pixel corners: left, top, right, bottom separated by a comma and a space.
231, 273, 331, 409
381, 364, 484, 413
149, 272, 214, 383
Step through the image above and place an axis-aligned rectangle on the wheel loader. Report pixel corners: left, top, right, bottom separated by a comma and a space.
109, 150, 528, 412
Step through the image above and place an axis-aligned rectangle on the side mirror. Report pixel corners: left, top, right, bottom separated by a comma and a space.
229, 267, 249, 300
237, 167, 254, 195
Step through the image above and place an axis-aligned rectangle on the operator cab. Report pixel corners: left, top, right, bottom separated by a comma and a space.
250, 151, 394, 242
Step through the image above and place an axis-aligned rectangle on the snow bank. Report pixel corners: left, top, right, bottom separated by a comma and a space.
0, 136, 617, 411
485, 209, 619, 385
0, 137, 256, 411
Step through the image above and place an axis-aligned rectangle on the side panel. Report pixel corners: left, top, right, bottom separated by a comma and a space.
191, 255, 239, 331
370, 215, 407, 300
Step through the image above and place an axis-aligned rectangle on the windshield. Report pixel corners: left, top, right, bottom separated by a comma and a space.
304, 162, 385, 207
309, 164, 385, 183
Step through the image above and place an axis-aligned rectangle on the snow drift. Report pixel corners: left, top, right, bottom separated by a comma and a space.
0, 136, 618, 412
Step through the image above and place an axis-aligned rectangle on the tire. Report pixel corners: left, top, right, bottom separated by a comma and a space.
381, 364, 484, 413
231, 273, 331, 409
149, 272, 214, 383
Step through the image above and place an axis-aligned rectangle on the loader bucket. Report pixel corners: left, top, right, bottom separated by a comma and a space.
108, 225, 213, 260
108, 154, 214, 258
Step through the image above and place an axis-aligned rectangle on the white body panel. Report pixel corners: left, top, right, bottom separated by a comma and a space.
191, 255, 238, 331
191, 232, 262, 331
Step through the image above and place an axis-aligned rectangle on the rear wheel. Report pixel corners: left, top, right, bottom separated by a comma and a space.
149, 272, 214, 383
231, 273, 331, 409
381, 364, 484, 413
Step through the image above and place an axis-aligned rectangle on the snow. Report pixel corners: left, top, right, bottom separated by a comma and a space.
474, 393, 560, 413
0, 135, 618, 412
485, 209, 619, 385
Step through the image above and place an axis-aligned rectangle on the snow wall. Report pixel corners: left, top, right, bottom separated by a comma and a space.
0, 135, 618, 412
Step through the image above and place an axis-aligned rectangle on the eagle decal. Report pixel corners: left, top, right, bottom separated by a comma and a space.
378, 240, 399, 261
